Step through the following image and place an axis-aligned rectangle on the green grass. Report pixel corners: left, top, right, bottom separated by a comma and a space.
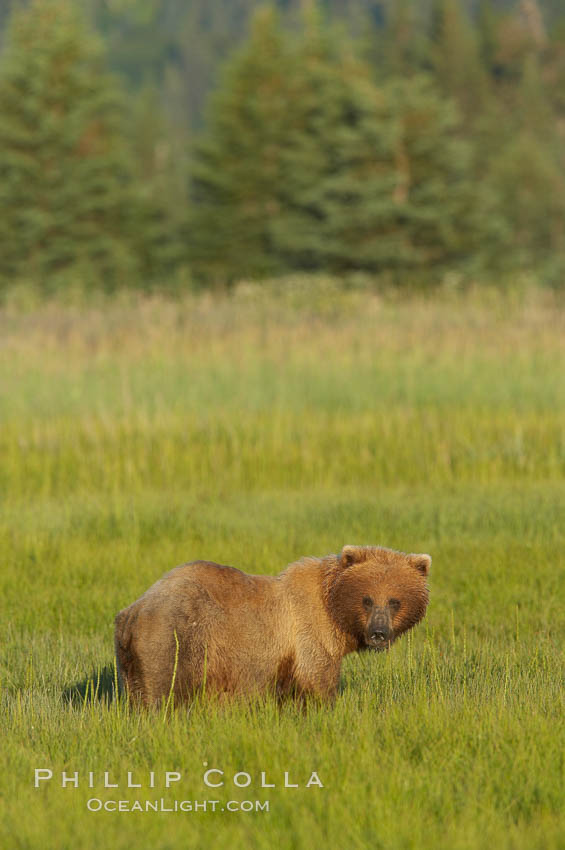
1, 283, 564, 849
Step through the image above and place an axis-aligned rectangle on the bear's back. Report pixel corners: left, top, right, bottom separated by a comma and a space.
135, 560, 280, 614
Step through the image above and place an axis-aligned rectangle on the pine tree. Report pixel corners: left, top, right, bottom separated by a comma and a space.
483, 42, 565, 281
485, 131, 565, 281
0, 0, 139, 289
188, 7, 293, 282
128, 84, 189, 284
380, 0, 427, 78
274, 70, 480, 275
477, 0, 500, 76
188, 5, 481, 283
428, 0, 489, 122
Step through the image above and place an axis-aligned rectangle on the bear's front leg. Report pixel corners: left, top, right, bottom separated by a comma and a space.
291, 647, 341, 705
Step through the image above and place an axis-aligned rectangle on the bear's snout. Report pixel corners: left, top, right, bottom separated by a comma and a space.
366, 607, 393, 648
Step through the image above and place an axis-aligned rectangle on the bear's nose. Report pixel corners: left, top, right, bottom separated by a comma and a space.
368, 606, 392, 644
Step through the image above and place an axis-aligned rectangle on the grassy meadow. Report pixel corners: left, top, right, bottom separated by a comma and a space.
1, 280, 564, 849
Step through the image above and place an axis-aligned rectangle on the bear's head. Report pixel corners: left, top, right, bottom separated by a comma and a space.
326, 545, 431, 651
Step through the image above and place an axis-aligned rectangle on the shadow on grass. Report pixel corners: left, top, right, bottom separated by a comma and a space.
64, 664, 118, 707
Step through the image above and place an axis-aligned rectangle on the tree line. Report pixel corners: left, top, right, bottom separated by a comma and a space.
0, 0, 563, 291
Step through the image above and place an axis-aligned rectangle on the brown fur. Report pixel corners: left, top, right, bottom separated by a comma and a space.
114, 545, 431, 707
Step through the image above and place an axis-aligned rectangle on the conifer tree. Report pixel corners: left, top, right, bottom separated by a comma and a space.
483, 43, 565, 281
429, 0, 489, 121
188, 4, 481, 283
0, 0, 139, 288
477, 0, 502, 79
129, 84, 189, 284
380, 0, 427, 78
485, 131, 565, 282
188, 7, 293, 282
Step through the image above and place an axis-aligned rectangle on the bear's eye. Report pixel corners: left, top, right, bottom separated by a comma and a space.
362, 596, 373, 609
388, 598, 401, 612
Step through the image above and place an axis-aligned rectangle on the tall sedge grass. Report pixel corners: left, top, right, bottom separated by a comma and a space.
1, 284, 564, 849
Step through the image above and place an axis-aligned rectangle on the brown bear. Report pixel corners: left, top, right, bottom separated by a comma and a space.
114, 545, 431, 707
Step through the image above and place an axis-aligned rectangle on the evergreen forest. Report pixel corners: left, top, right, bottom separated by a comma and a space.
0, 0, 564, 290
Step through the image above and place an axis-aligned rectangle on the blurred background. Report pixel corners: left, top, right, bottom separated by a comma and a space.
0, 0, 564, 294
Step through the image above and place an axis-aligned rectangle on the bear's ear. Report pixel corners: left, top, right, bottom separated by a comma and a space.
340, 545, 364, 568
408, 553, 432, 576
